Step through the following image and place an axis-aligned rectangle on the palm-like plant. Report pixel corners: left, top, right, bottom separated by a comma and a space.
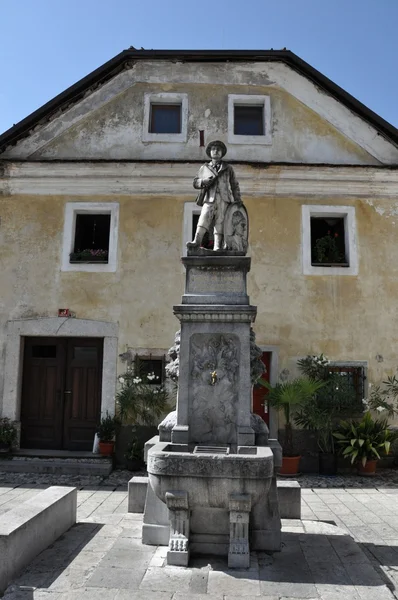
259, 378, 326, 456
333, 411, 398, 467
116, 369, 171, 426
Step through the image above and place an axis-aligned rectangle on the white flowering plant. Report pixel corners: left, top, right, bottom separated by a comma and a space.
363, 375, 398, 418
116, 367, 171, 425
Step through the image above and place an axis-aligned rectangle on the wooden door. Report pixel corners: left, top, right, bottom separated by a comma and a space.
64, 339, 103, 451
21, 337, 103, 450
21, 338, 66, 449
252, 352, 271, 425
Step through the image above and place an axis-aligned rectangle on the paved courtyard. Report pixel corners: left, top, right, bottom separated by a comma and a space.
1, 473, 398, 599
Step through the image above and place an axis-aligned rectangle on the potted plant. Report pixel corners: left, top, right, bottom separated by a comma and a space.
0, 418, 18, 453
312, 232, 347, 267
333, 411, 398, 475
124, 439, 144, 471
259, 377, 325, 475
295, 354, 360, 475
96, 412, 117, 456
116, 369, 170, 425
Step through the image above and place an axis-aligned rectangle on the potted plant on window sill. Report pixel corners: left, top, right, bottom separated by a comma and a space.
258, 377, 325, 475
312, 232, 347, 268
333, 411, 398, 476
0, 418, 18, 454
69, 249, 109, 263
96, 412, 118, 456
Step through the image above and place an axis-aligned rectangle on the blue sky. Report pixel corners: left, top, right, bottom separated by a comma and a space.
1, 0, 397, 135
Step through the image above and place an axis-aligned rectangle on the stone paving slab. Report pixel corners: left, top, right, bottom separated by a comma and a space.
3, 480, 398, 599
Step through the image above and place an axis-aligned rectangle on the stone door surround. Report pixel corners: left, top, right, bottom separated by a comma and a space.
1, 317, 118, 423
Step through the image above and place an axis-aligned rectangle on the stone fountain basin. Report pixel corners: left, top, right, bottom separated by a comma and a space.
147, 442, 274, 510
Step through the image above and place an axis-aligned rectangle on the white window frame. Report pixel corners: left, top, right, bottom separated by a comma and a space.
61, 202, 119, 272
228, 94, 272, 145
182, 202, 201, 256
302, 205, 358, 276
143, 92, 188, 143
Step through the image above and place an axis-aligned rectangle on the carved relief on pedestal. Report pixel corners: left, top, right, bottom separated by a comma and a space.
228, 493, 251, 569
189, 334, 240, 445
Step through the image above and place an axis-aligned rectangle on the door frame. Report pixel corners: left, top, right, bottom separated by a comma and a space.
259, 345, 279, 439
2, 318, 118, 447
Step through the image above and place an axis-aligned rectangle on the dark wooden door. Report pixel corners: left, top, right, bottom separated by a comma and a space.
21, 337, 103, 450
252, 352, 271, 425
64, 339, 103, 451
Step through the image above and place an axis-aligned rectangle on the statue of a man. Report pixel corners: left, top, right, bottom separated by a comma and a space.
187, 140, 243, 251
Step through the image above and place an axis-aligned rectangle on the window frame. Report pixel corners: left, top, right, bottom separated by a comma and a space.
143, 93, 188, 143
302, 205, 358, 276
228, 94, 272, 145
61, 202, 119, 273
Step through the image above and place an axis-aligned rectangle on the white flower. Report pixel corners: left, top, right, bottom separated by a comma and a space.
335, 386, 339, 391
147, 374, 155, 381
118, 377, 125, 384
369, 383, 372, 388
376, 406, 386, 412
133, 377, 142, 384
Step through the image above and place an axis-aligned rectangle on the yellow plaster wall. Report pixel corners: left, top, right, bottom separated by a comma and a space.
1, 192, 398, 397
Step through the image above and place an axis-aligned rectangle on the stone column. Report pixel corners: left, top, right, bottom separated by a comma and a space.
166, 491, 190, 566
228, 493, 251, 568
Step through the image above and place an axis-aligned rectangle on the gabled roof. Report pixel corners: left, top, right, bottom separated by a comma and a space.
1, 48, 398, 154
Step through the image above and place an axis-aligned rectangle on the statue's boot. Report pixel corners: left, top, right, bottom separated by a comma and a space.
186, 226, 207, 248
213, 234, 223, 251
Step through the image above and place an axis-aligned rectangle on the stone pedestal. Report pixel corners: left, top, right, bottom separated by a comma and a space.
172, 256, 256, 448
142, 254, 282, 566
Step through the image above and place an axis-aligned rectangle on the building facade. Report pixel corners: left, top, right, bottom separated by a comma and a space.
1, 49, 398, 450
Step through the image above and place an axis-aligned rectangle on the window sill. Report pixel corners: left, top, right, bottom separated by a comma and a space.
69, 260, 109, 264
311, 262, 349, 268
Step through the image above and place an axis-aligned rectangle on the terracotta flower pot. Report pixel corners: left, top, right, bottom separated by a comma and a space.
357, 459, 377, 476
279, 455, 301, 476
99, 441, 114, 456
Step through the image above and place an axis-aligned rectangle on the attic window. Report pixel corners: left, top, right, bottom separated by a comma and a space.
234, 105, 264, 136
150, 104, 181, 134
228, 94, 272, 145
143, 93, 188, 143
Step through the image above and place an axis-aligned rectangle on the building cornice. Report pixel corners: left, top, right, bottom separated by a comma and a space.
2, 161, 398, 198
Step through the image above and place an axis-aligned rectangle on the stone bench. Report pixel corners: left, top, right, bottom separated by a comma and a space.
128, 476, 301, 519
0, 485, 77, 594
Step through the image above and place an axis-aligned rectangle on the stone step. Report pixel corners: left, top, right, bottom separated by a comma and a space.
0, 456, 113, 476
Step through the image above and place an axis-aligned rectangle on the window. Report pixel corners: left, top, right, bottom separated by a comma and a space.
328, 363, 366, 408
143, 93, 188, 143
150, 104, 181, 134
228, 94, 272, 145
61, 202, 119, 272
137, 356, 165, 385
310, 217, 347, 267
234, 105, 264, 136
70, 214, 111, 264
302, 205, 358, 276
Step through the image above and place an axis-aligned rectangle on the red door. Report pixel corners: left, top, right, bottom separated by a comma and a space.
252, 352, 271, 425
21, 337, 103, 450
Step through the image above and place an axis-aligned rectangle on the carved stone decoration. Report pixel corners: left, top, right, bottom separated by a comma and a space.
165, 491, 190, 566
165, 330, 180, 382
223, 203, 249, 254
250, 328, 266, 384
228, 493, 251, 568
190, 334, 240, 445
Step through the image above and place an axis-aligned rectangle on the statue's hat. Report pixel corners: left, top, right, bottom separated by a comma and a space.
206, 140, 227, 158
